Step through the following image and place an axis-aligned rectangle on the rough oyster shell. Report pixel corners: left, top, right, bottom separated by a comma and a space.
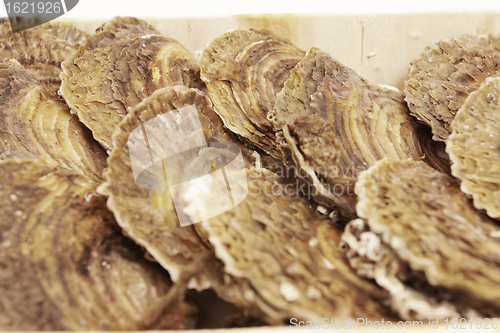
190, 167, 393, 325
341, 219, 469, 320
200, 29, 306, 158
0, 60, 107, 184
0, 159, 188, 330
98, 86, 246, 284
447, 76, 500, 218
405, 34, 500, 141
0, 17, 88, 96
341, 158, 500, 320
268, 47, 424, 220
60, 16, 204, 151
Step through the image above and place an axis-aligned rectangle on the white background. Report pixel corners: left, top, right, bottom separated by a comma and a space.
1, 0, 500, 18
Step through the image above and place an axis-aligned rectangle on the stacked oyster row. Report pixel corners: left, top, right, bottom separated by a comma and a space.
1, 15, 500, 330
0, 17, 196, 331
342, 35, 500, 320
197, 26, 500, 321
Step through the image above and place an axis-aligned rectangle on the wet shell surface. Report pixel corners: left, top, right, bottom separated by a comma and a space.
341, 158, 500, 320
60, 16, 204, 151
188, 167, 394, 325
200, 29, 306, 158
0, 18, 89, 96
0, 159, 189, 331
405, 34, 500, 141
268, 47, 424, 220
447, 76, 500, 219
0, 60, 107, 184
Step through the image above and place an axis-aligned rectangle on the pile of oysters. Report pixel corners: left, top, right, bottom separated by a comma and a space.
1, 16, 500, 330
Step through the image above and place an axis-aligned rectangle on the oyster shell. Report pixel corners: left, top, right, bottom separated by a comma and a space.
189, 167, 393, 325
0, 159, 188, 330
447, 76, 500, 218
341, 158, 500, 320
200, 29, 306, 158
0, 60, 107, 184
98, 86, 247, 284
60, 16, 204, 151
405, 34, 500, 141
341, 219, 468, 320
268, 47, 424, 220
0, 17, 88, 96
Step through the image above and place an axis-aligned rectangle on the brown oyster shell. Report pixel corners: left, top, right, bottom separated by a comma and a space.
447, 76, 500, 219
341, 158, 500, 320
405, 34, 500, 141
60, 16, 204, 151
268, 47, 424, 220
0, 17, 88, 96
341, 219, 469, 320
0, 60, 107, 184
0, 159, 187, 331
98, 86, 247, 284
189, 167, 393, 325
200, 29, 305, 158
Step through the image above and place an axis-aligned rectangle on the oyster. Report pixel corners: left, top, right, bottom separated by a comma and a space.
405, 34, 500, 141
98, 86, 247, 284
447, 76, 500, 218
189, 168, 393, 325
341, 219, 468, 320
0, 17, 88, 96
0, 60, 107, 184
60, 16, 204, 151
200, 29, 306, 158
268, 47, 424, 220
341, 158, 500, 320
0, 159, 189, 330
